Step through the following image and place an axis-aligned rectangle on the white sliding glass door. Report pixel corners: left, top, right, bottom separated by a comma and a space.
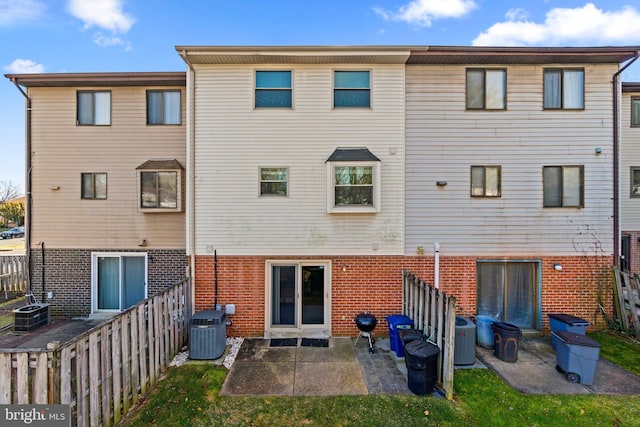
93, 253, 147, 312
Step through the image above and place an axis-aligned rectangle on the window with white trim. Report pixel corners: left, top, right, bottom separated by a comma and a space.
326, 148, 380, 213
334, 71, 370, 108
255, 71, 292, 108
260, 167, 288, 196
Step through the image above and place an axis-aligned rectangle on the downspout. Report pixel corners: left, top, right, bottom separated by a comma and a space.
180, 50, 197, 314
613, 52, 640, 266
434, 242, 440, 289
9, 78, 32, 298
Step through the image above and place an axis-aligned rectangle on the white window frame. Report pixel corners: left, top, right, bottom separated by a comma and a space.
91, 252, 148, 314
326, 161, 381, 213
259, 167, 288, 197
332, 69, 372, 109
264, 260, 332, 336
254, 69, 294, 109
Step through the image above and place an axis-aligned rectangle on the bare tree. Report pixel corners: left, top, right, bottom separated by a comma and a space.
0, 180, 21, 203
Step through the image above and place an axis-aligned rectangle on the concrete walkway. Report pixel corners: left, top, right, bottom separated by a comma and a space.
220, 337, 369, 396
476, 336, 640, 395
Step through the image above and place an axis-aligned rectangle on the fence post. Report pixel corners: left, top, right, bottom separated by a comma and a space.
443, 296, 457, 400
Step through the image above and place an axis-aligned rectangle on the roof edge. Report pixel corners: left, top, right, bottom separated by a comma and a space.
5, 71, 186, 87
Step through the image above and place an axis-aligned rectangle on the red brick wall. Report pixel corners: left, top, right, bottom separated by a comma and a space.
194, 254, 612, 337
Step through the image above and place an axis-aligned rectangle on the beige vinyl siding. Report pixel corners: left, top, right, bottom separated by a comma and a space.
621, 91, 640, 230
29, 86, 186, 249
406, 63, 616, 256
192, 64, 405, 255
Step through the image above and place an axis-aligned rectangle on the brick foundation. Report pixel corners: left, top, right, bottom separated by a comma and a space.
30, 248, 188, 318
195, 254, 612, 337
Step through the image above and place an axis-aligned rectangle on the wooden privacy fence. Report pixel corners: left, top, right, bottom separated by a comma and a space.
0, 254, 27, 298
0, 276, 192, 427
402, 269, 456, 400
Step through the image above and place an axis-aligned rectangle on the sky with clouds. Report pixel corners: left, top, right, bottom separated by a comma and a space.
2, 0, 640, 190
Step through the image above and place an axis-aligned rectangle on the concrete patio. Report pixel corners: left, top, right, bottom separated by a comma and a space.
476, 336, 640, 395
219, 334, 640, 397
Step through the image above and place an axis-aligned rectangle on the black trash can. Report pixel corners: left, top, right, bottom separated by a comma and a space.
404, 339, 440, 395
492, 322, 522, 363
399, 328, 425, 353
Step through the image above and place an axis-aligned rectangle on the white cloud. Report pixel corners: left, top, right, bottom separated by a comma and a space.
374, 0, 477, 27
0, 0, 46, 26
505, 8, 528, 22
67, 0, 134, 33
473, 3, 640, 46
4, 58, 45, 74
93, 32, 132, 51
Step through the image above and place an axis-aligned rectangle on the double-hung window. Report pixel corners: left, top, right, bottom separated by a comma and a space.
543, 69, 584, 109
136, 159, 183, 212
334, 71, 370, 108
471, 166, 501, 197
632, 97, 640, 127
466, 69, 506, 110
147, 90, 181, 124
77, 91, 111, 125
81, 173, 107, 199
543, 165, 584, 208
260, 167, 288, 196
255, 71, 292, 108
326, 148, 380, 213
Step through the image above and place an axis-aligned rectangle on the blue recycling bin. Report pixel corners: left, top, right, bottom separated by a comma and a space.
476, 315, 498, 348
386, 314, 414, 357
553, 331, 601, 385
548, 314, 590, 350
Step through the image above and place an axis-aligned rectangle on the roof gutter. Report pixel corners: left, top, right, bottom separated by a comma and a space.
8, 77, 32, 295
179, 49, 197, 313
613, 51, 640, 266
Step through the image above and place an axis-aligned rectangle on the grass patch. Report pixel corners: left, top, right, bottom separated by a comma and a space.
589, 329, 640, 376
454, 369, 640, 426
121, 330, 640, 426
121, 364, 460, 426
122, 363, 640, 427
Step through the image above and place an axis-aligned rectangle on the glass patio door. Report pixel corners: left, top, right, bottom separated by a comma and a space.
269, 262, 328, 332
94, 254, 146, 311
477, 261, 538, 329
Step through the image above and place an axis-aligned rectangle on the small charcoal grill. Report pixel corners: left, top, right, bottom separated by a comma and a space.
354, 312, 378, 354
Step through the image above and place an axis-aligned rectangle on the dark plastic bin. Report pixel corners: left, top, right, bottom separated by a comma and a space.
492, 322, 522, 363
404, 339, 440, 395
399, 328, 425, 353
386, 315, 414, 357
553, 331, 601, 385
548, 313, 590, 350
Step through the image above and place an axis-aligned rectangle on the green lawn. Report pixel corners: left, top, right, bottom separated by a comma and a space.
120, 330, 640, 427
